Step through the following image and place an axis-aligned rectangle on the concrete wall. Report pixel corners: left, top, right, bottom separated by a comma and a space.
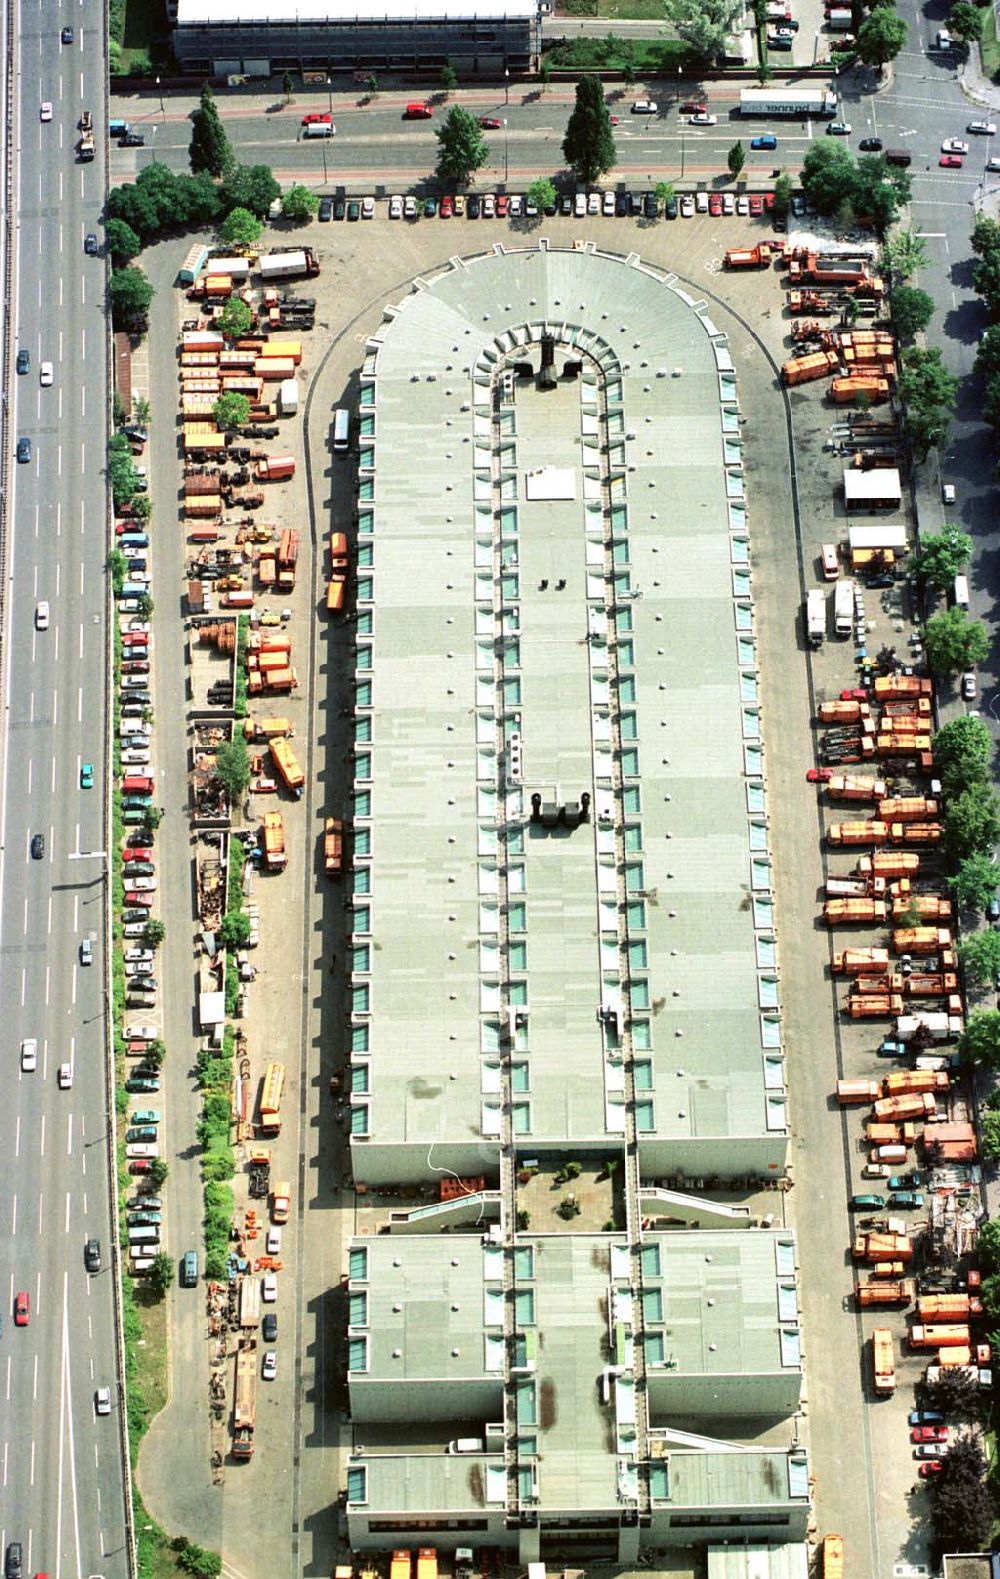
350, 1375, 503, 1424
648, 1368, 802, 1420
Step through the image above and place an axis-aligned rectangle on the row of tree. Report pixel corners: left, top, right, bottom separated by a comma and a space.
800, 141, 910, 236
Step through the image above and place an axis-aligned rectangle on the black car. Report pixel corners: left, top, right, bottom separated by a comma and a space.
262, 1313, 278, 1341
84, 1238, 101, 1272
5, 1543, 22, 1579
665, 196, 678, 219
84, 232, 98, 255
615, 191, 629, 216
544, 196, 558, 215
15, 349, 28, 374
30, 833, 44, 859
333, 196, 346, 220
127, 829, 155, 848
122, 132, 145, 147
318, 196, 333, 221
467, 193, 481, 218
61, 24, 73, 41
560, 193, 573, 215
859, 136, 883, 152
630, 192, 642, 216
643, 192, 658, 219
346, 199, 360, 220
16, 437, 31, 463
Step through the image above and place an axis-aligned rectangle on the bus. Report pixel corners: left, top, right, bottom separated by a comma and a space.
871, 1327, 896, 1393
333, 407, 350, 452
258, 1060, 286, 1137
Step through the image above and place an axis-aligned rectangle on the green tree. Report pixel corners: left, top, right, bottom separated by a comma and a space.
855, 7, 907, 68
104, 218, 141, 265
727, 140, 746, 180
978, 1215, 1000, 1269
133, 395, 151, 427
928, 1437, 992, 1553
905, 400, 951, 460
984, 372, 1000, 431
148, 1156, 169, 1188
958, 1007, 1000, 1062
216, 297, 253, 341
665, 0, 744, 61
959, 930, 1000, 988
282, 71, 294, 101
172, 1540, 223, 1579
883, 228, 928, 281
900, 346, 958, 410
214, 735, 252, 800
109, 266, 154, 334
933, 715, 993, 796
654, 180, 675, 207
219, 205, 264, 247
526, 176, 557, 215
440, 62, 458, 91
910, 522, 972, 590
435, 105, 490, 184
143, 918, 166, 948
109, 434, 140, 506
923, 607, 989, 677
219, 911, 252, 948
923, 1366, 991, 1422
189, 85, 232, 178
213, 391, 251, 432
949, 0, 983, 50
890, 283, 934, 339
366, 73, 379, 95
973, 248, 1000, 318
220, 165, 280, 220
854, 154, 908, 232
281, 183, 319, 223
943, 782, 1000, 862
147, 1251, 175, 1295
800, 140, 857, 215
949, 851, 999, 911
971, 212, 1000, 258
563, 75, 616, 183
141, 1039, 166, 1070
772, 173, 793, 219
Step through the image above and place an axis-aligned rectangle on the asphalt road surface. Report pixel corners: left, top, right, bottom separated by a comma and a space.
0, 3, 129, 1577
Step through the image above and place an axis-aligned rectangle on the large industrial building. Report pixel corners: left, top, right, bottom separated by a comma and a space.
339, 243, 806, 1562
172, 0, 539, 77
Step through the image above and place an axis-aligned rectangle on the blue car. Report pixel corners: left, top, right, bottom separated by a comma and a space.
751, 134, 777, 151
909, 1409, 944, 1427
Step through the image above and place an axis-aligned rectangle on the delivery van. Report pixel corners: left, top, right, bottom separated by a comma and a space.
953, 574, 970, 609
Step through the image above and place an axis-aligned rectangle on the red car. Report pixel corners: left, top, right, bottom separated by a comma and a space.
130, 1159, 153, 1174
708, 193, 723, 215
302, 112, 331, 125
749, 193, 763, 216
404, 102, 433, 119
919, 1461, 944, 1478
496, 193, 509, 217
14, 1291, 30, 1326
124, 891, 154, 908
806, 767, 832, 783
123, 848, 153, 863
911, 1425, 949, 1444
763, 191, 775, 210
940, 154, 963, 168
840, 687, 867, 701
479, 115, 501, 129
680, 99, 707, 113
439, 194, 454, 217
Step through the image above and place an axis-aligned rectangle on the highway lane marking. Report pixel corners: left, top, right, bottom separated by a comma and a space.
57, 499, 62, 538
57, 442, 62, 477
40, 1117, 45, 1160
4, 1361, 9, 1405
50, 755, 56, 795
77, 624, 83, 660
33, 1353, 38, 1404
20, 966, 26, 1005
64, 1190, 71, 1228
15, 1118, 20, 1161
29, 1439, 35, 1488
45, 961, 51, 1006
76, 686, 82, 724
47, 895, 52, 936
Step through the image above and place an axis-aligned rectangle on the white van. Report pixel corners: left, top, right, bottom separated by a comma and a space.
448, 1438, 485, 1454
128, 1224, 160, 1244
303, 121, 334, 138
953, 574, 970, 609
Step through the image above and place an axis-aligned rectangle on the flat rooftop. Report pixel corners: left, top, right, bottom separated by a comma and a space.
176, 0, 536, 22
349, 244, 786, 1170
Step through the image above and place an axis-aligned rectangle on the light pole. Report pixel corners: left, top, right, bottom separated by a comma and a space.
505, 66, 509, 105
680, 129, 685, 181
503, 118, 508, 184
327, 73, 333, 116
149, 123, 158, 165
156, 75, 164, 116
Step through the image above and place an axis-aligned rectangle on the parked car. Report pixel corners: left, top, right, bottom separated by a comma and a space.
886, 1191, 924, 1209
849, 1193, 886, 1210
940, 154, 964, 168
909, 1409, 945, 1426
631, 99, 658, 114
318, 197, 333, 221
912, 1425, 948, 1443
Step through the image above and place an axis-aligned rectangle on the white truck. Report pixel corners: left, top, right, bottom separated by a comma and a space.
834, 578, 855, 638
257, 248, 320, 282
807, 589, 826, 648
739, 87, 839, 117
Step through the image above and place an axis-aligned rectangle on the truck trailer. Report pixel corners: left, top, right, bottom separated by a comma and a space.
739, 87, 838, 116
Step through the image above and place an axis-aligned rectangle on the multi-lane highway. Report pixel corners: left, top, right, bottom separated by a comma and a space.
0, 2, 129, 1577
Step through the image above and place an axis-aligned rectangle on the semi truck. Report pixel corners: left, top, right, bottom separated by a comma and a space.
807, 589, 826, 647
882, 1069, 949, 1096
239, 1276, 262, 1329
872, 1091, 937, 1121
257, 248, 320, 281
828, 821, 887, 847
917, 1293, 983, 1319
725, 242, 780, 269
739, 87, 838, 116
232, 1340, 257, 1459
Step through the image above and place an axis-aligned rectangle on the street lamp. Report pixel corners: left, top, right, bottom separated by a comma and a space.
505, 66, 510, 105
503, 117, 508, 184
156, 75, 163, 116
327, 73, 333, 116
149, 123, 158, 165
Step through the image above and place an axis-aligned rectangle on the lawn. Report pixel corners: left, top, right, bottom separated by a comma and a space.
545, 36, 694, 71
597, 0, 672, 19
981, 7, 1000, 82
119, 0, 173, 70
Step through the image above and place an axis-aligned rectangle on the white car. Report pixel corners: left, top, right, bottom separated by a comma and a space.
631, 99, 658, 114
508, 194, 523, 216
361, 196, 375, 219
574, 191, 587, 216
126, 876, 158, 892
942, 138, 969, 154
388, 194, 403, 218
40, 362, 53, 386
988, 157, 1000, 172
95, 1387, 112, 1416
827, 121, 852, 136
121, 748, 151, 765
689, 112, 717, 125
123, 922, 149, 938
736, 193, 750, 215
962, 671, 978, 700
21, 1038, 37, 1073
35, 600, 49, 630
695, 190, 709, 212
942, 483, 956, 504
58, 1063, 73, 1089
680, 195, 695, 217
262, 1274, 278, 1302
124, 1023, 158, 1040
125, 960, 154, 977
40, 102, 53, 122
602, 190, 615, 215
266, 1226, 282, 1255
124, 949, 154, 965
481, 193, 495, 217
722, 192, 734, 214
403, 195, 417, 218
262, 1351, 278, 1381
587, 190, 600, 213
969, 121, 996, 135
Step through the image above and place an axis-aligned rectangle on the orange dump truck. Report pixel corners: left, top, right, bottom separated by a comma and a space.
917, 1294, 983, 1320
882, 1070, 949, 1097
856, 1280, 915, 1307
833, 948, 889, 975
848, 992, 903, 1019
330, 531, 348, 571
818, 700, 869, 725
872, 1091, 937, 1122
872, 1327, 896, 1393
390, 1555, 412, 1579
908, 1325, 971, 1350
874, 674, 933, 701
828, 822, 888, 847
782, 350, 840, 385
889, 822, 941, 845
891, 895, 951, 921
831, 376, 890, 404
327, 575, 346, 613
828, 774, 886, 801
255, 455, 296, 482
878, 797, 939, 822
906, 972, 959, 998
892, 927, 951, 955
854, 1233, 912, 1263
836, 1078, 880, 1105
270, 737, 304, 798
277, 528, 299, 592
824, 898, 887, 924
857, 852, 919, 879
866, 1121, 917, 1145
244, 716, 292, 743
262, 810, 287, 871
324, 817, 344, 875
725, 242, 778, 268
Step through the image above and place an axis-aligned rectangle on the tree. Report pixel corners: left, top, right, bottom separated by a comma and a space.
216, 297, 253, 341
109, 434, 141, 506
900, 346, 958, 410
971, 212, 1000, 259
189, 85, 232, 178
883, 228, 928, 281
142, 1039, 166, 1070
772, 173, 793, 219
943, 783, 1000, 862
104, 218, 141, 265
440, 63, 458, 91
526, 177, 556, 215
147, 1251, 175, 1295
910, 523, 972, 590
109, 266, 154, 334
435, 105, 490, 184
950, 851, 999, 911
923, 607, 989, 678
800, 140, 857, 215
727, 140, 746, 180
958, 931, 1000, 988
855, 7, 907, 69
213, 391, 251, 432
282, 71, 294, 102
214, 735, 252, 800
562, 76, 616, 183
665, 0, 744, 61
929, 1437, 992, 1553
654, 180, 675, 207
148, 1156, 169, 1189
905, 400, 951, 461
172, 1540, 223, 1579
143, 918, 166, 948
219, 205, 264, 247
220, 164, 280, 220
219, 911, 252, 948
949, 0, 983, 49
933, 715, 993, 796
281, 183, 318, 223
890, 283, 934, 339
923, 1367, 991, 1422
133, 395, 151, 427
958, 1007, 1000, 1063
